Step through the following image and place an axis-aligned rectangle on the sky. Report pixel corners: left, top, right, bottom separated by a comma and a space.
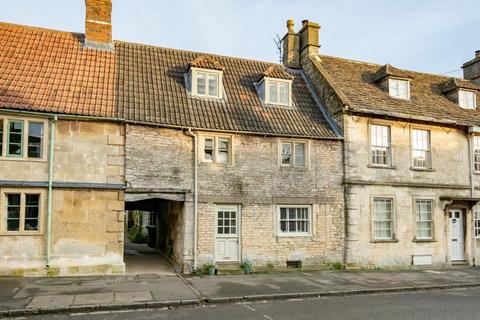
1, 0, 479, 77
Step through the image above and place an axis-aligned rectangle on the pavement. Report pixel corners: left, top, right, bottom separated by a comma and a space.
1, 267, 480, 317
123, 239, 175, 275
19, 287, 480, 320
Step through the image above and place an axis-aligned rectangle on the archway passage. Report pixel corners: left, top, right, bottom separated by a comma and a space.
124, 197, 185, 275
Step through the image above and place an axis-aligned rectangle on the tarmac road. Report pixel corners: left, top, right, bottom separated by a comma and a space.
17, 287, 480, 320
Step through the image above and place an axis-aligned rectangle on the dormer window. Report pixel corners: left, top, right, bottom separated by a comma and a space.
257, 66, 294, 107
186, 56, 225, 100
388, 78, 410, 99
459, 90, 476, 109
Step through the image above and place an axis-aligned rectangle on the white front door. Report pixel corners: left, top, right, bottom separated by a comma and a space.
215, 205, 239, 262
449, 210, 465, 261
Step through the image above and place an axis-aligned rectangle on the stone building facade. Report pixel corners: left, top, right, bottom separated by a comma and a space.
125, 126, 344, 271
283, 19, 480, 267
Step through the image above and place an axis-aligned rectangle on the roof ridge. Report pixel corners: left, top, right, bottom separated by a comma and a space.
114, 40, 282, 67
0, 21, 82, 37
319, 54, 471, 83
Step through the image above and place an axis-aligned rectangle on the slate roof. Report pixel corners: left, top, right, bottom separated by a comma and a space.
0, 22, 117, 117
0, 22, 339, 139
115, 41, 339, 138
316, 55, 480, 127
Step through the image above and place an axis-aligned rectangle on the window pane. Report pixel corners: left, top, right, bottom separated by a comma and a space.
28, 122, 44, 158
269, 81, 278, 103
196, 72, 206, 94
204, 137, 214, 160
373, 198, 393, 239
8, 120, 23, 156
0, 119, 3, 156
415, 199, 432, 239
278, 82, 288, 104
217, 138, 229, 163
7, 194, 21, 231
208, 74, 219, 97
294, 143, 305, 167
281, 143, 292, 165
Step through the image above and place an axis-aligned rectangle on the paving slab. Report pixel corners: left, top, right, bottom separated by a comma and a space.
72, 292, 114, 306
114, 291, 153, 303
27, 295, 74, 309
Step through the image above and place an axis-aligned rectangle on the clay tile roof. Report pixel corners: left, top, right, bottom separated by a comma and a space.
440, 77, 480, 93
0, 22, 116, 118
189, 55, 225, 71
316, 55, 480, 127
116, 42, 339, 138
372, 64, 412, 82
261, 65, 294, 80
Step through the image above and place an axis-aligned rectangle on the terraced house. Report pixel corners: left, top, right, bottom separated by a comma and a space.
0, 0, 346, 276
282, 19, 480, 267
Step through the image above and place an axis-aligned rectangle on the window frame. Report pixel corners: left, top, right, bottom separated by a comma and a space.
188, 67, 224, 99
279, 140, 309, 168
200, 134, 233, 165
413, 198, 434, 240
1, 188, 45, 235
411, 128, 432, 169
474, 207, 480, 239
458, 89, 476, 109
277, 205, 312, 237
0, 115, 48, 162
473, 136, 480, 173
371, 197, 396, 241
259, 77, 293, 107
369, 123, 392, 167
388, 78, 410, 99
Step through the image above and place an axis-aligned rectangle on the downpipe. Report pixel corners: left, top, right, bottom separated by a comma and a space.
468, 133, 478, 267
46, 115, 57, 267
185, 129, 198, 271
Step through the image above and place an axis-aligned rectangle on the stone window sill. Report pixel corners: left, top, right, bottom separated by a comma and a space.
367, 164, 396, 170
409, 167, 435, 172
370, 239, 399, 243
413, 238, 436, 243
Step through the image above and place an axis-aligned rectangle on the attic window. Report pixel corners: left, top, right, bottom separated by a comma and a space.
459, 90, 476, 109
257, 66, 294, 107
389, 78, 410, 99
187, 56, 225, 100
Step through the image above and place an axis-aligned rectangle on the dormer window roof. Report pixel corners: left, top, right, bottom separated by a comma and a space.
373, 64, 412, 100
186, 55, 225, 100
257, 66, 294, 107
440, 77, 479, 109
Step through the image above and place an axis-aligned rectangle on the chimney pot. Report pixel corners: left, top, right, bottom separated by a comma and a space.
287, 19, 294, 33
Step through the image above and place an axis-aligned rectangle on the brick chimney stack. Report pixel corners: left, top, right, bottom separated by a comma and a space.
84, 0, 113, 50
282, 19, 300, 69
463, 50, 480, 85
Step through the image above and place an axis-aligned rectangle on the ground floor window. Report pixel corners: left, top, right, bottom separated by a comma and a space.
415, 199, 433, 239
4, 192, 40, 232
475, 208, 480, 239
278, 205, 311, 235
372, 198, 394, 240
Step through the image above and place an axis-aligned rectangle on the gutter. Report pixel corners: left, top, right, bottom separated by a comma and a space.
0, 108, 124, 123
46, 115, 57, 267
184, 129, 198, 271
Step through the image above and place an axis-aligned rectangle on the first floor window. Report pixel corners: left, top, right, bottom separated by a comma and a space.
202, 136, 231, 164
0, 119, 3, 156
372, 198, 393, 240
4, 193, 40, 232
281, 142, 306, 167
370, 124, 391, 165
475, 208, 480, 239
415, 199, 433, 239
278, 206, 310, 235
7, 120, 23, 157
28, 122, 44, 158
412, 129, 431, 168
474, 136, 480, 172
